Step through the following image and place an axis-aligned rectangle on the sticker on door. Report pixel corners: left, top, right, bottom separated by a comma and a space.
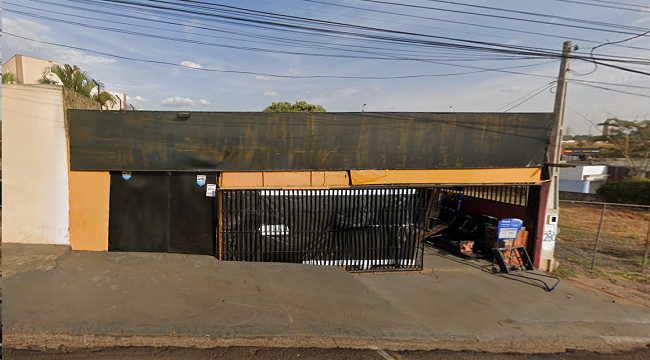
196, 175, 207, 186
206, 184, 217, 197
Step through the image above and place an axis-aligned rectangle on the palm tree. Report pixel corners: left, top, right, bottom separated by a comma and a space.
92, 84, 118, 110
38, 64, 94, 97
37, 64, 117, 109
2, 71, 19, 84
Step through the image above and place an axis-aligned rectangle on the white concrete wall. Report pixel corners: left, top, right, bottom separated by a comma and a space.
19, 56, 61, 85
559, 167, 584, 181
2, 84, 70, 244
2, 55, 61, 85
582, 165, 608, 177
560, 165, 608, 181
559, 179, 589, 193
2, 56, 19, 82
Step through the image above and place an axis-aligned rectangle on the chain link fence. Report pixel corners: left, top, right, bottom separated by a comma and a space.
557, 200, 650, 274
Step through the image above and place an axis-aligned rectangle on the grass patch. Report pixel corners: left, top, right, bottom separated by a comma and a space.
568, 256, 592, 267
553, 268, 577, 279
616, 272, 650, 283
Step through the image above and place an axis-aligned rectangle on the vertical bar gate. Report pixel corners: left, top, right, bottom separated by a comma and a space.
218, 188, 429, 271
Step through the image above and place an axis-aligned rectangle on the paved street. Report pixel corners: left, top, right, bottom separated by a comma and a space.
4, 243, 650, 354
5, 346, 650, 360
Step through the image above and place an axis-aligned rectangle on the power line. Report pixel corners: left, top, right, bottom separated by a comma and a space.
570, 80, 650, 98
243, 0, 516, 40
7, 0, 650, 82
301, 0, 648, 51
587, 0, 649, 8
2, 31, 558, 79
97, 0, 650, 65
13, 0, 650, 66
7, 6, 571, 69
544, 0, 650, 13
570, 79, 650, 90
93, 0, 573, 56
571, 28, 650, 76
357, 0, 650, 36
14, 3, 650, 77
11, 0, 550, 62
497, 81, 558, 112
421, 0, 650, 32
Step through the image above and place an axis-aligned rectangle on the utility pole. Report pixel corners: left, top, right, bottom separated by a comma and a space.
535, 41, 572, 272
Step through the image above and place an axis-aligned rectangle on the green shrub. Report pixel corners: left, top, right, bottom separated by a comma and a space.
596, 179, 650, 205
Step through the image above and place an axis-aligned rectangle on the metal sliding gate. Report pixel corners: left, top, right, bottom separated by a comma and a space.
218, 188, 429, 271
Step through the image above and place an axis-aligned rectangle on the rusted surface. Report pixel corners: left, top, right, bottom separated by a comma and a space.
68, 111, 553, 171
219, 171, 350, 188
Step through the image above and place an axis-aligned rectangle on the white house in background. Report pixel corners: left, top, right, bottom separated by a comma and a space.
559, 165, 609, 194
2, 54, 61, 85
2, 54, 127, 110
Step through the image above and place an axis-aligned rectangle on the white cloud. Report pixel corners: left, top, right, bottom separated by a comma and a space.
199, 99, 211, 105
335, 88, 363, 97
263, 91, 279, 97
161, 96, 196, 106
4, 17, 51, 39
127, 95, 148, 109
3, 17, 115, 66
181, 60, 202, 69
634, 8, 650, 24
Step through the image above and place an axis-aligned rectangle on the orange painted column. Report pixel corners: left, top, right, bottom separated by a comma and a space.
69, 171, 111, 251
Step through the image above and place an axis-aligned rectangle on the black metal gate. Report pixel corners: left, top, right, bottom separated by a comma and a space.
109, 172, 217, 255
219, 188, 428, 271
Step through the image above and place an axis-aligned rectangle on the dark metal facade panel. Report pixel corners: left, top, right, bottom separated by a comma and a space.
68, 111, 554, 171
108, 171, 217, 255
168, 173, 217, 255
109, 172, 169, 252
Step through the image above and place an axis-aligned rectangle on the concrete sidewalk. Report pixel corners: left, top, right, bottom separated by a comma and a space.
4, 243, 650, 353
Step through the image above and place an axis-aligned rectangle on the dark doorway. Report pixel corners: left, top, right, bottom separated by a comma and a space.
169, 173, 217, 255
109, 172, 217, 255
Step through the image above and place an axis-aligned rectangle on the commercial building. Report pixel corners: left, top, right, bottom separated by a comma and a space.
3, 101, 558, 270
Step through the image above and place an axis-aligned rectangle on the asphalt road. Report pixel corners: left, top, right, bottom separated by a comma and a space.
5, 347, 650, 360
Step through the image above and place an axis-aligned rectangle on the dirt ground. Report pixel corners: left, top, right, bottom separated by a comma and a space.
555, 202, 650, 307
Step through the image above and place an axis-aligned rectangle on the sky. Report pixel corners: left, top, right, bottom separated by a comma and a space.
2, 0, 649, 134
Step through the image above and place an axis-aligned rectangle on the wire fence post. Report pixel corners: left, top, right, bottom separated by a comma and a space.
591, 203, 607, 271
641, 210, 650, 272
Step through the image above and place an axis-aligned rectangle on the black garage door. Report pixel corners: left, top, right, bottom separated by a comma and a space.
109, 172, 217, 255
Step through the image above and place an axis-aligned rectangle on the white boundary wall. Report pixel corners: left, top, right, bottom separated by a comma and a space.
2, 84, 70, 244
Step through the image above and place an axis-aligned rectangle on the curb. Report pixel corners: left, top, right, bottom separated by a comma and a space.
4, 332, 650, 354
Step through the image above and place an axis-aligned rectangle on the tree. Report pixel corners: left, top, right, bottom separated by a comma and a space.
93, 91, 118, 110
598, 118, 650, 178
38, 64, 94, 96
90, 79, 118, 110
3, 71, 19, 84
37, 64, 116, 109
263, 101, 326, 112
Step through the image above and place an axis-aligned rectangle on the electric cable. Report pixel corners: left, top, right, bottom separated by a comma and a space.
357, 0, 650, 36
2, 31, 559, 80
496, 81, 558, 112
301, 0, 649, 51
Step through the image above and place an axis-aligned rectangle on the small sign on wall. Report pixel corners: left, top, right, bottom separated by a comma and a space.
206, 184, 217, 197
197, 175, 207, 187
497, 218, 523, 240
